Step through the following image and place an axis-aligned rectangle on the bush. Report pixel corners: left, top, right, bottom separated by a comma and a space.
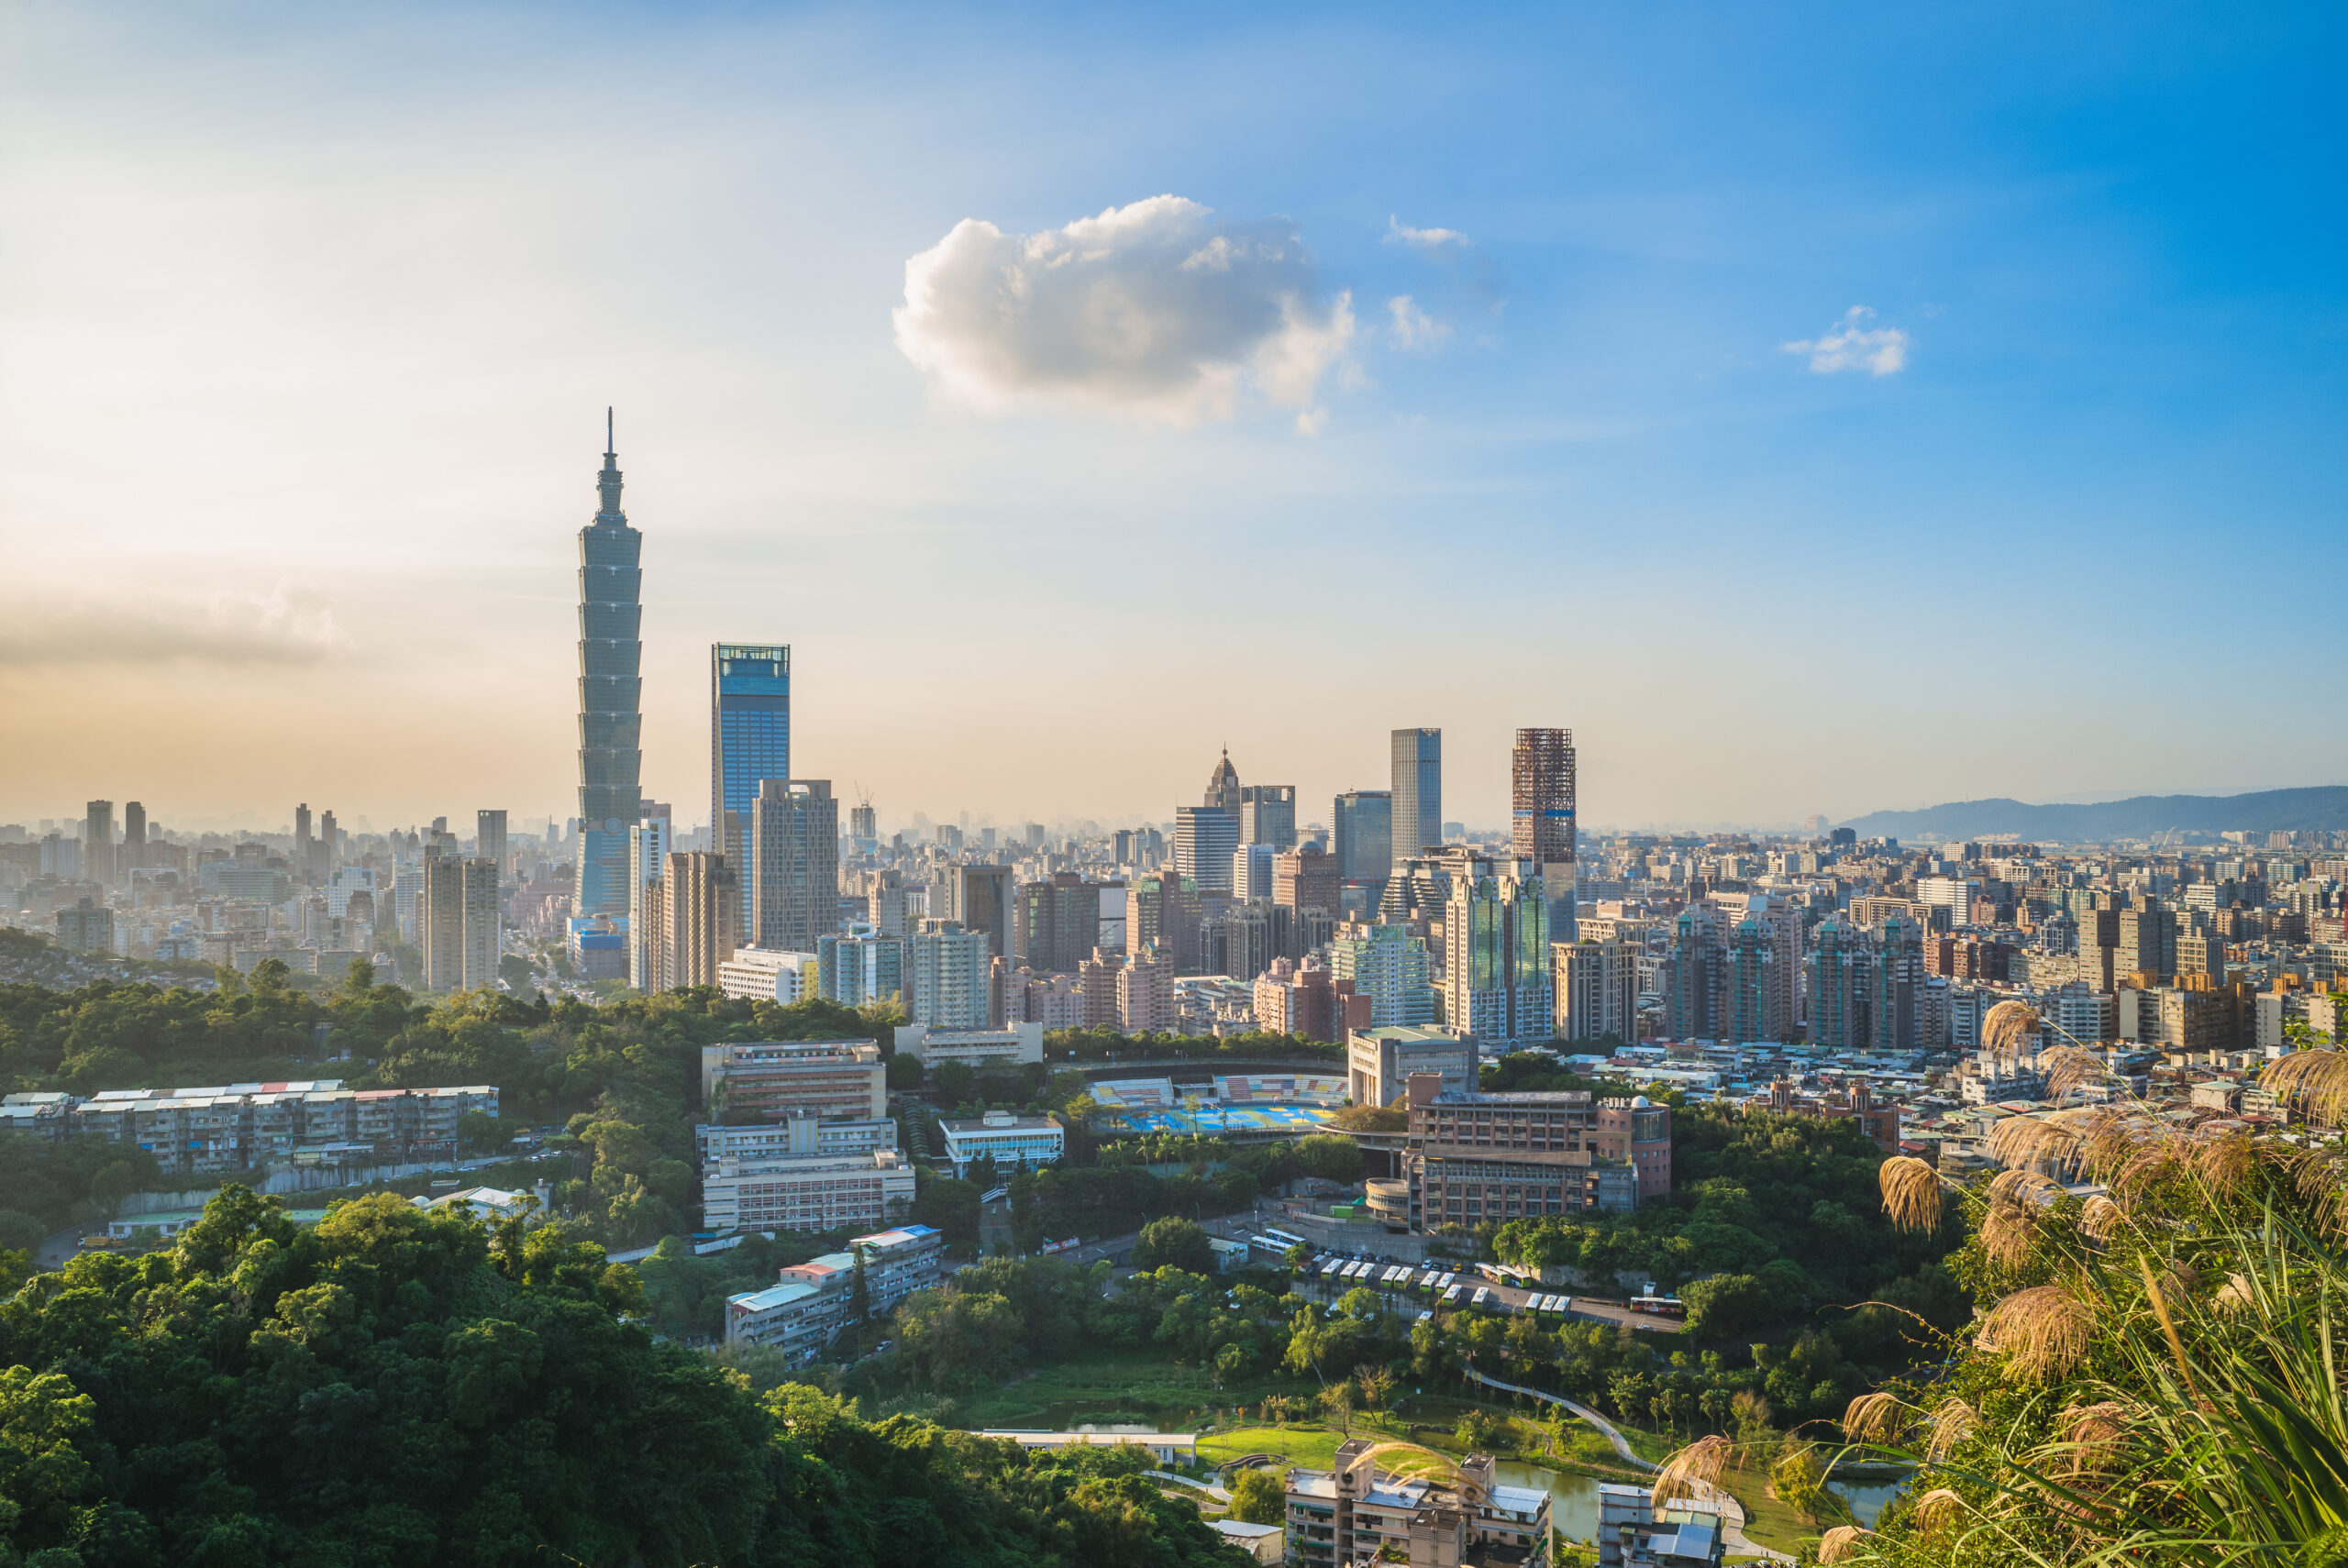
1228, 1467, 1285, 1524
1132, 1216, 1214, 1275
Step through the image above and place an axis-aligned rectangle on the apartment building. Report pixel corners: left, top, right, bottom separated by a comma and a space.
1284, 1441, 1551, 1568
700, 1040, 886, 1122
701, 1147, 914, 1233
721, 1224, 946, 1359
1401, 1071, 1668, 1228
847, 1223, 947, 1314
66, 1082, 497, 1175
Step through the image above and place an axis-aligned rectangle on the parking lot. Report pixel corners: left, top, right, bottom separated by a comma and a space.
1279, 1244, 1686, 1333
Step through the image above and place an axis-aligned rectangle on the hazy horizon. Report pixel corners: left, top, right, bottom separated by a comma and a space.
6, 4, 2341, 834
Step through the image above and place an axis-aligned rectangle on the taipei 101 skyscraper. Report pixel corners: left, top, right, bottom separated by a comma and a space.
573, 409, 643, 918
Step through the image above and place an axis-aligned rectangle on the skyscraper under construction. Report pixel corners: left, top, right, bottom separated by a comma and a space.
1512, 727, 1578, 942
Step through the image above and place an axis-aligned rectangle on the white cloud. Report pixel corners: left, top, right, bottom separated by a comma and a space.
893, 194, 1356, 428
1387, 294, 1449, 349
0, 583, 353, 667
1780, 306, 1910, 376
1385, 215, 1468, 249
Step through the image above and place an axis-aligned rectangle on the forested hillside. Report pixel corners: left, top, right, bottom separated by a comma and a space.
0, 1187, 1246, 1567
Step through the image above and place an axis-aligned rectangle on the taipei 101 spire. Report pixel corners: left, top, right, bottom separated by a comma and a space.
572, 408, 644, 918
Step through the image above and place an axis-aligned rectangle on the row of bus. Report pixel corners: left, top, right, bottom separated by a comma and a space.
1297, 1251, 1584, 1319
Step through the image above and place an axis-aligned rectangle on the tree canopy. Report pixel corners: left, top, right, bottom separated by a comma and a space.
0, 1185, 1246, 1567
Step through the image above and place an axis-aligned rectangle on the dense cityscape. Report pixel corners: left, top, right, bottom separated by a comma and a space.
4, 422, 2346, 1567
6, 7, 2343, 1568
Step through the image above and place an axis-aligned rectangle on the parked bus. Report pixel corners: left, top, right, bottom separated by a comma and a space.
1631, 1294, 1687, 1319
1262, 1228, 1307, 1251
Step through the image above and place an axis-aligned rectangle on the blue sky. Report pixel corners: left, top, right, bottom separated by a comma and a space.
0, 3, 2340, 833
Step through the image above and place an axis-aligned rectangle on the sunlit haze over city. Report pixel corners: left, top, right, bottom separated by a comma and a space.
3, 12, 2346, 1567
4, 6, 2341, 835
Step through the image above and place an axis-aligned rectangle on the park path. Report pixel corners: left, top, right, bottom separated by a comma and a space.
1146, 1471, 1232, 1504
1461, 1367, 1794, 1564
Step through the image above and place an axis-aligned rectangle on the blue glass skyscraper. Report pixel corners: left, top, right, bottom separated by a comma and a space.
574, 411, 642, 918
711, 642, 791, 926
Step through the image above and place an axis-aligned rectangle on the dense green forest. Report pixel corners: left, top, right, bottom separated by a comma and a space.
0, 968, 908, 1247
1485, 1099, 1966, 1331
0, 966, 1379, 1257
0, 1186, 1246, 1567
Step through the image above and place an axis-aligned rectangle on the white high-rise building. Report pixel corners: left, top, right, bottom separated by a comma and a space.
906, 921, 990, 1028
628, 814, 672, 992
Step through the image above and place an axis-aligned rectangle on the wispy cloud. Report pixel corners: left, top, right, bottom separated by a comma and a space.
0, 583, 354, 667
1385, 215, 1468, 249
1780, 305, 1910, 376
893, 195, 1355, 431
1386, 294, 1449, 349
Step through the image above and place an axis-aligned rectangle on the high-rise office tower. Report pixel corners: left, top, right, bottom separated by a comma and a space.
84, 800, 114, 884
1238, 785, 1297, 850
476, 810, 509, 874
1443, 858, 1552, 1046
1233, 843, 1279, 902
1390, 729, 1442, 867
316, 809, 337, 876
661, 851, 740, 989
711, 643, 792, 927
294, 802, 312, 864
628, 812, 673, 990
1204, 748, 1242, 816
121, 801, 146, 872
1126, 867, 1202, 975
750, 779, 838, 955
1512, 727, 1578, 942
575, 410, 644, 918
937, 864, 1011, 967
1016, 871, 1102, 974
1334, 790, 1391, 887
848, 799, 878, 844
1274, 843, 1341, 919
1175, 806, 1239, 896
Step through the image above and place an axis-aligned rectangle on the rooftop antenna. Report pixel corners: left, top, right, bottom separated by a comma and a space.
605, 406, 615, 456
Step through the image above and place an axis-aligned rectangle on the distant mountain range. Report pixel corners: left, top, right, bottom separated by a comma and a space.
1836, 787, 2348, 845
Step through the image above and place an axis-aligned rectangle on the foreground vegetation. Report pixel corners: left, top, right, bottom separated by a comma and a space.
0, 1185, 1248, 1566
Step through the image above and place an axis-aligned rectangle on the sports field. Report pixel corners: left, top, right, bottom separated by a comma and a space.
1109, 1102, 1335, 1136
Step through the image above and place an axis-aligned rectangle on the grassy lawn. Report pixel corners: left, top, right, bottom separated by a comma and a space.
952, 1343, 1324, 1430
1199, 1425, 1351, 1470
1723, 1481, 1829, 1557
